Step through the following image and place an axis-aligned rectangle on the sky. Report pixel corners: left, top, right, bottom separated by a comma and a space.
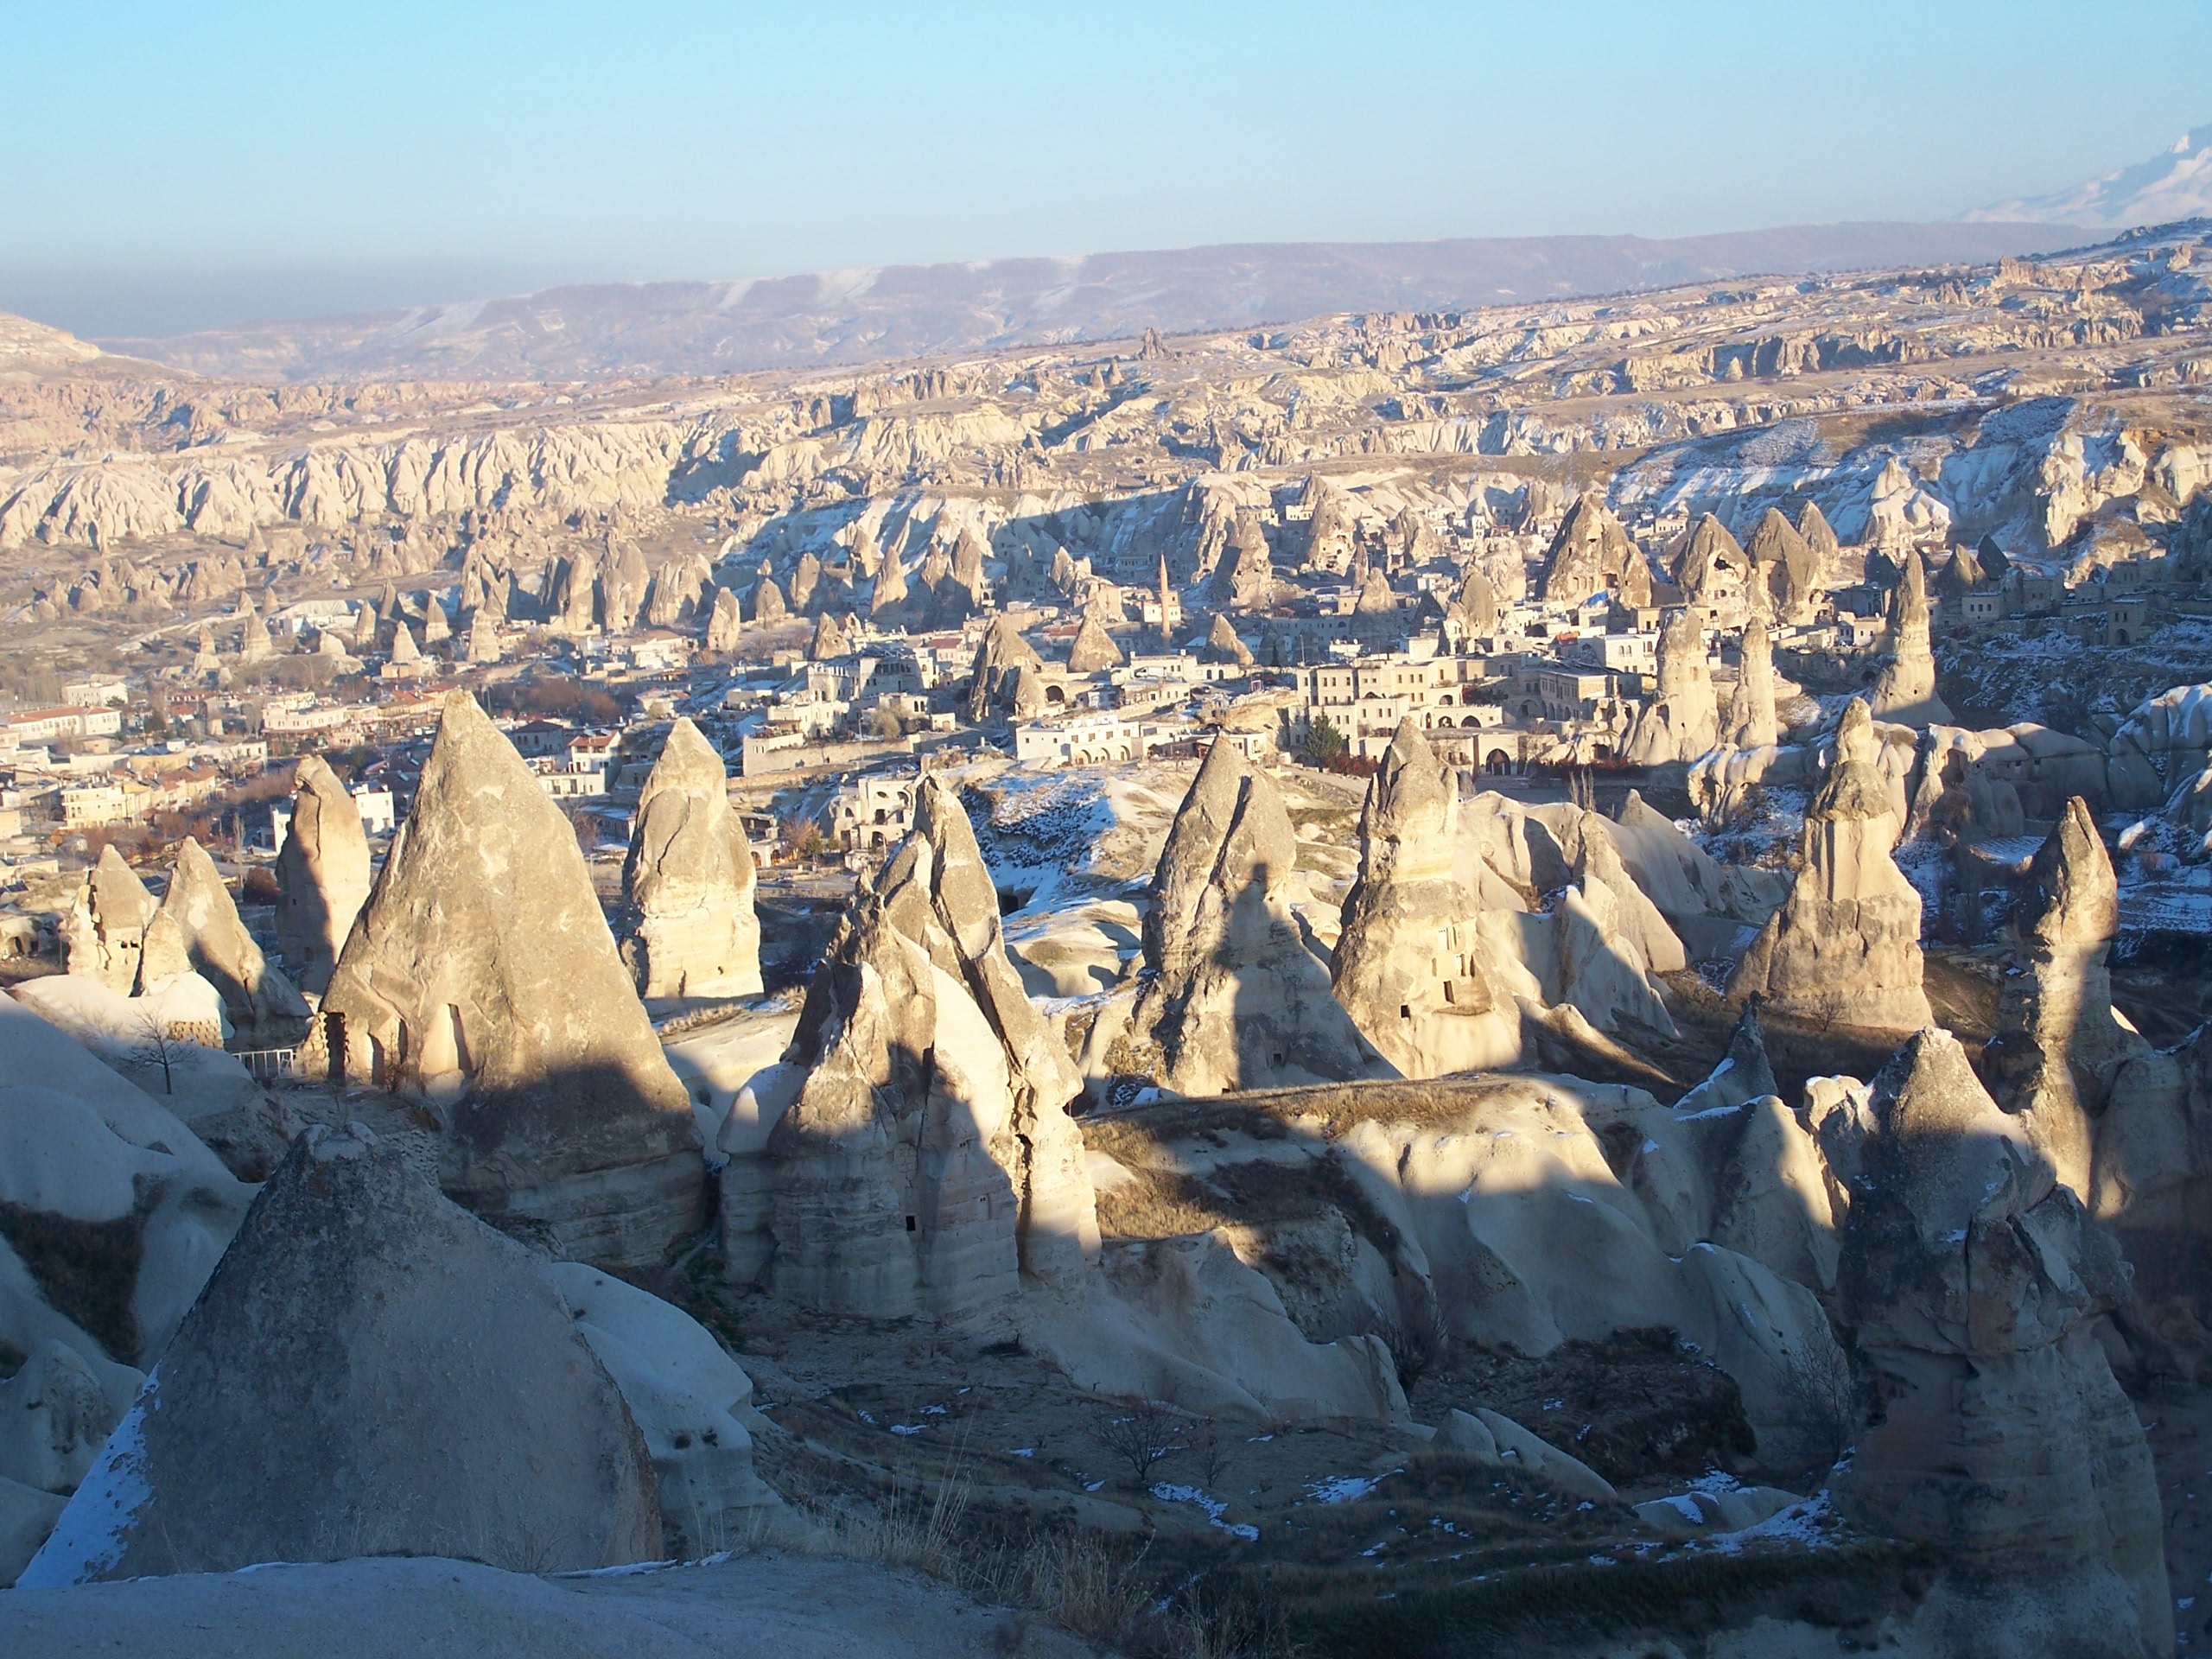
3, 0, 2209, 339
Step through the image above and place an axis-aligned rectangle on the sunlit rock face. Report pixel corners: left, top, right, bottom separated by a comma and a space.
1833, 1029, 2171, 1659
753, 777, 1098, 1318
1117, 741, 1383, 1096
301, 691, 703, 1270
274, 756, 372, 997
1728, 699, 1931, 1032
620, 718, 761, 1000
1332, 719, 1520, 1078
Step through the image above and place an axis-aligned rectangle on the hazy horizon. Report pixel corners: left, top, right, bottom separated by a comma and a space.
5, 0, 2209, 339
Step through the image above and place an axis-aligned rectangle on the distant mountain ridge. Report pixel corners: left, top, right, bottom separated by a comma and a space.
92, 221, 2064, 385
1961, 124, 2212, 229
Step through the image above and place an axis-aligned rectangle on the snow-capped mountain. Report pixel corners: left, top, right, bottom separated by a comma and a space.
1961, 124, 2212, 229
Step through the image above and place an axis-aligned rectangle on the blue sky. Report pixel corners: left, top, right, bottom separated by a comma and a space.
3, 0, 2208, 335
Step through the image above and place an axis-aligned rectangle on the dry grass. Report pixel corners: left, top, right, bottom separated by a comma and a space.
783, 1471, 1299, 1658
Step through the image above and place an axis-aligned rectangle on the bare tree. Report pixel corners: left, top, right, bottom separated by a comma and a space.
128, 1010, 186, 1096
1184, 1416, 1233, 1492
1092, 1401, 1184, 1487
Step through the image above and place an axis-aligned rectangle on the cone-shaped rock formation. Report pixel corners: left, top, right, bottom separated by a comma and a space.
302, 691, 703, 1268
619, 719, 761, 1000
1834, 1030, 2169, 1658
1332, 721, 1519, 1077
756, 778, 1098, 1317
21, 1123, 661, 1585
1120, 741, 1382, 1094
150, 838, 308, 1039
1728, 699, 1931, 1029
275, 757, 372, 997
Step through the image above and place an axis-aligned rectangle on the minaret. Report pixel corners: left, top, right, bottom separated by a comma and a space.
1156, 552, 1176, 649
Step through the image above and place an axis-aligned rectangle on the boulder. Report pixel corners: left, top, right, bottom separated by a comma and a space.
1728, 700, 1932, 1030
1834, 1031, 2171, 1659
1436, 1408, 1617, 1503
543, 1262, 779, 1558
18, 1124, 661, 1586
1332, 720, 1521, 1077
300, 692, 703, 1269
0, 1001, 252, 1374
273, 756, 372, 996
1118, 741, 1383, 1094
619, 719, 761, 999
148, 839, 308, 1040
0, 1340, 138, 1498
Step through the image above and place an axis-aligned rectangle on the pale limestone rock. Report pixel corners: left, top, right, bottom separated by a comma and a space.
1118, 742, 1383, 1094
389, 620, 420, 665
466, 607, 500, 663
1620, 608, 1719, 765
806, 611, 849, 661
1725, 618, 1782, 748
1834, 1031, 2171, 1659
750, 575, 786, 626
1728, 700, 1932, 1030
274, 757, 372, 997
543, 1262, 779, 1557
0, 1340, 137, 1498
20, 1124, 661, 1586
758, 778, 1098, 1317
1983, 799, 2145, 1198
60, 848, 156, 996
1745, 505, 1821, 623
301, 692, 703, 1269
149, 838, 308, 1039
1871, 550, 1954, 726
1207, 512, 1274, 610
1332, 721, 1521, 1077
1065, 614, 1122, 672
619, 719, 760, 999
1541, 493, 1650, 606
703, 586, 741, 653
964, 614, 1043, 722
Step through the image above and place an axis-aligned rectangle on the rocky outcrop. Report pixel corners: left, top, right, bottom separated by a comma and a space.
1982, 799, 2144, 1197
806, 611, 849, 660
0, 995, 252, 1375
750, 575, 787, 626
619, 719, 760, 1000
757, 778, 1098, 1317
1064, 615, 1122, 672
1208, 512, 1274, 610
703, 586, 741, 652
60, 848, 157, 996
1724, 617, 1782, 748
1620, 608, 1719, 765
1116, 742, 1382, 1094
1833, 1031, 2171, 1659
149, 839, 308, 1040
1541, 493, 1650, 606
20, 1124, 661, 1586
274, 757, 372, 997
301, 692, 703, 1268
1675, 514, 1748, 611
1871, 550, 1953, 726
1745, 505, 1822, 623
1728, 699, 1931, 1030
963, 614, 1043, 722
1201, 613, 1254, 666
1332, 721, 1519, 1077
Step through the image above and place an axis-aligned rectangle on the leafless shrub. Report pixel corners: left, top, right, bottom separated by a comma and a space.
1093, 1399, 1185, 1486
